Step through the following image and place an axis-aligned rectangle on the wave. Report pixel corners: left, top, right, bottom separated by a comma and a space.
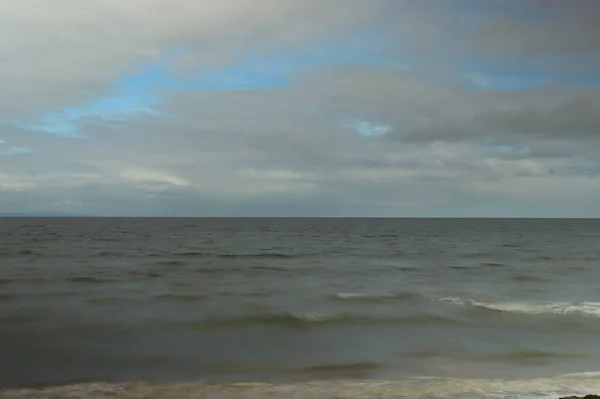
459, 251, 495, 259
218, 253, 296, 259
152, 293, 208, 302
150, 260, 187, 266
66, 276, 122, 283
449, 261, 506, 269
17, 249, 43, 256
92, 251, 127, 257
64, 276, 120, 283
173, 251, 211, 257
291, 361, 383, 376
173, 251, 295, 259
439, 296, 600, 318
333, 291, 419, 302
0, 249, 44, 257
37, 291, 80, 297
478, 349, 597, 361
480, 262, 505, 267
86, 298, 134, 306
0, 278, 48, 285
6, 374, 600, 399
509, 274, 552, 282
404, 348, 597, 362
194, 265, 307, 274
170, 311, 454, 329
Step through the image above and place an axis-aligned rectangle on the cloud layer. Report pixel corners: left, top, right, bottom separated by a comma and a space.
1, 0, 600, 217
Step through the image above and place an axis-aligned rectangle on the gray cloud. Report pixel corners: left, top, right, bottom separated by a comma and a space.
397, 92, 600, 144
0, 0, 387, 117
1, 1, 600, 217
474, 95, 600, 139
466, 0, 600, 57
3, 0, 597, 117
2, 78, 593, 216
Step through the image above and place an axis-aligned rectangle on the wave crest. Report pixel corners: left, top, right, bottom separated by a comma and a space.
333, 292, 418, 301
439, 297, 600, 318
171, 311, 453, 329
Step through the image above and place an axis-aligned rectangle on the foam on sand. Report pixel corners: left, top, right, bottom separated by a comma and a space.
4, 373, 600, 399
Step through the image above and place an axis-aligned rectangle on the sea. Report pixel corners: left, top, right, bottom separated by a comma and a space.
2, 217, 600, 399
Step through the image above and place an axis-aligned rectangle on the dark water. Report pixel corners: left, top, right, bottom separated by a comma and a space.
2, 218, 600, 398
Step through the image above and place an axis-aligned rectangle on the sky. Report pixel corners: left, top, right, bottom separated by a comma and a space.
1, 0, 600, 217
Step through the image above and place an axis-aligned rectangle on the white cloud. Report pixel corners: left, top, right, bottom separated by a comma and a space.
120, 168, 191, 187
0, 174, 36, 191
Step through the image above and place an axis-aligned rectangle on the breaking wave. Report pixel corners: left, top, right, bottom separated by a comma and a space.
439, 297, 600, 318
170, 311, 454, 329
333, 291, 419, 302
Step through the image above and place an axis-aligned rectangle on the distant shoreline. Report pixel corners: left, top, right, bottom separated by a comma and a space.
2, 215, 600, 220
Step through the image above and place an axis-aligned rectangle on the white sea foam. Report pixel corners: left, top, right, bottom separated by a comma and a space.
335, 292, 399, 300
4, 374, 600, 399
438, 296, 600, 318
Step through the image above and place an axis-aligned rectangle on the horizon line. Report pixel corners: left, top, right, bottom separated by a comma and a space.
1, 215, 599, 220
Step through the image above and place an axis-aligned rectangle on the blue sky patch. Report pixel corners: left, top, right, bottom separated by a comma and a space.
347, 120, 393, 137
12, 17, 599, 139
17, 52, 292, 137
463, 55, 600, 91
15, 34, 404, 138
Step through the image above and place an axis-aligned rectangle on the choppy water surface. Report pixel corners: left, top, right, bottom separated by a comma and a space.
2, 217, 600, 398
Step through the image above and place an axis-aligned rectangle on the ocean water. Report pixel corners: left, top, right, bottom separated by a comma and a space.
2, 217, 600, 398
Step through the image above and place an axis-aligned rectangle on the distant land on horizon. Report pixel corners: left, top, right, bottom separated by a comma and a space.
0, 213, 599, 220
0, 212, 87, 217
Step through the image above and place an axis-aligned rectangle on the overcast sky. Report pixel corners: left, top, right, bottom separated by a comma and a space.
1, 0, 599, 217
